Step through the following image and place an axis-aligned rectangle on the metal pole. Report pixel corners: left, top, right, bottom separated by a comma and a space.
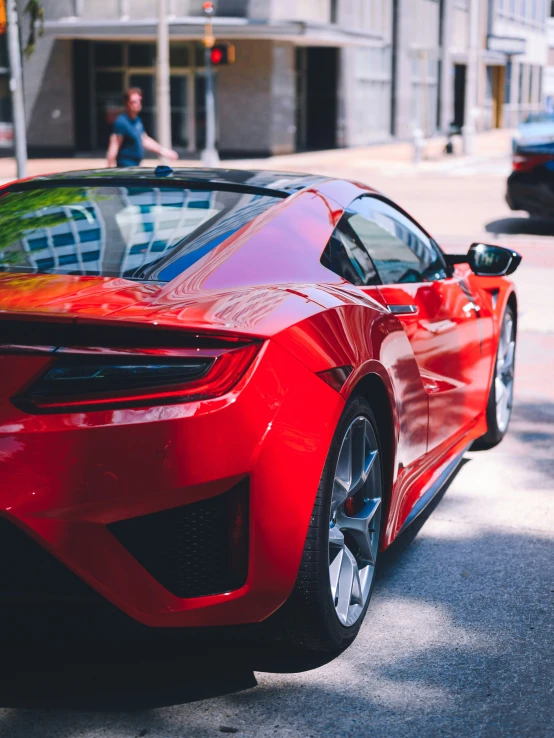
156, 0, 172, 158
6, 0, 27, 179
463, 0, 480, 155
201, 2, 219, 167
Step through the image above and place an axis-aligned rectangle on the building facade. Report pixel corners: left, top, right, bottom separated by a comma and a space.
9, 0, 552, 158
487, 0, 549, 129
18, 0, 395, 157
543, 1, 554, 110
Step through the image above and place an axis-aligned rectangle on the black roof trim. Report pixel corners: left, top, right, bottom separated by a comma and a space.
6, 178, 291, 200
22, 167, 330, 196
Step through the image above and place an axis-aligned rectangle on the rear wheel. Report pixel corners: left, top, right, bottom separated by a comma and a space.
473, 305, 516, 450
273, 396, 384, 653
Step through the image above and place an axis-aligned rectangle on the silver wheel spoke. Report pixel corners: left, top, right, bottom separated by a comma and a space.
495, 313, 515, 432
328, 415, 382, 627
335, 546, 356, 624
335, 498, 381, 566
329, 547, 343, 603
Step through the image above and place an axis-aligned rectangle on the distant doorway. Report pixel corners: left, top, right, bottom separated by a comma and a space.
73, 40, 212, 154
296, 47, 338, 151
453, 64, 466, 131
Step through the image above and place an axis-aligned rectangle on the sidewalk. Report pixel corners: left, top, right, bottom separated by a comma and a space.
0, 129, 514, 183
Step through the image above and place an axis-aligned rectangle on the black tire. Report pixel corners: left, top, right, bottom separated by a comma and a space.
472, 305, 516, 451
269, 396, 384, 653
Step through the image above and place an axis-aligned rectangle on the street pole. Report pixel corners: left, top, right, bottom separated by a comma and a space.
463, 0, 480, 155
156, 0, 172, 160
6, 0, 27, 178
201, 1, 219, 167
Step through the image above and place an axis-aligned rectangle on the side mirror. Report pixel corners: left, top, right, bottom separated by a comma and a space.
467, 243, 522, 276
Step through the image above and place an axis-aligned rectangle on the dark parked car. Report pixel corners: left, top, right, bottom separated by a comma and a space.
507, 140, 554, 218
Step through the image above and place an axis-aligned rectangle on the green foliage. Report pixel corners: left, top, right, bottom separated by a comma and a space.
23, 0, 45, 59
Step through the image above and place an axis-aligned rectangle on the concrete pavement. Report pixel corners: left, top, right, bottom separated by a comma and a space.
0, 132, 552, 737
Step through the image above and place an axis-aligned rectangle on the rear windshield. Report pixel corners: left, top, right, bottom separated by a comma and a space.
0, 184, 284, 282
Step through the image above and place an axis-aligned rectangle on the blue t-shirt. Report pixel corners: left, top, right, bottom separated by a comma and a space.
113, 113, 145, 167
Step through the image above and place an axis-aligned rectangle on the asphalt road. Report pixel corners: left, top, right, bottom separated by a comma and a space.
0, 147, 552, 738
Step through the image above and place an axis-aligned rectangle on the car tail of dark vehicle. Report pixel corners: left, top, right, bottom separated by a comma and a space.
507, 142, 554, 218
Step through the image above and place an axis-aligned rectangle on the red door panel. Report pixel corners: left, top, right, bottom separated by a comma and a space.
377, 276, 489, 451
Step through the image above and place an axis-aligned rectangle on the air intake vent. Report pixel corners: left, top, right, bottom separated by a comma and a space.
108, 480, 249, 599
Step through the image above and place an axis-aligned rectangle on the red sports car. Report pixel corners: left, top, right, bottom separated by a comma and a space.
0, 168, 520, 652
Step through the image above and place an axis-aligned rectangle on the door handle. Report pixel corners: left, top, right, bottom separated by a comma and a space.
462, 301, 480, 315
387, 304, 418, 315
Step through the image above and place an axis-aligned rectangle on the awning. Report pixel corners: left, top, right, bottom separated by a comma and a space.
43, 16, 386, 47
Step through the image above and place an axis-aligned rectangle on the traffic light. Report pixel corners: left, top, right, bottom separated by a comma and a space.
210, 43, 235, 66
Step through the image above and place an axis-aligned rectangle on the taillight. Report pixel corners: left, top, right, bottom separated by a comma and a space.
12, 342, 262, 413
512, 153, 554, 172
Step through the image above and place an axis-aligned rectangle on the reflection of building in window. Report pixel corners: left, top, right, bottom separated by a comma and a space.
21, 202, 105, 274
12, 187, 217, 278
148, 192, 280, 284
117, 187, 218, 276
0, 185, 284, 282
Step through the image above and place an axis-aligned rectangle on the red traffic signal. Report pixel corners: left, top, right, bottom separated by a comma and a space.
210, 43, 235, 66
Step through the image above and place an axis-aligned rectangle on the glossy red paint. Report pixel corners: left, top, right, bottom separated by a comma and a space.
0, 170, 517, 629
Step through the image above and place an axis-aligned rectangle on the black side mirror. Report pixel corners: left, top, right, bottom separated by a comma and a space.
467, 243, 522, 276
445, 244, 522, 276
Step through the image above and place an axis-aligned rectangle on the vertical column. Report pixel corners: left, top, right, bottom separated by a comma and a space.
392, 0, 414, 138
439, 0, 454, 132
463, 0, 480, 154
6, 0, 26, 177
156, 0, 172, 155
269, 42, 296, 155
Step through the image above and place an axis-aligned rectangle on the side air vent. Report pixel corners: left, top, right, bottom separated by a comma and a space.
108, 480, 249, 599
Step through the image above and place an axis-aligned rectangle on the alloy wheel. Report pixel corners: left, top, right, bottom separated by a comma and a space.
495, 312, 516, 433
328, 416, 382, 627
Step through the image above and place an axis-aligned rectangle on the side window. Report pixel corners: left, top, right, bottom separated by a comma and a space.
349, 196, 448, 284
320, 214, 379, 286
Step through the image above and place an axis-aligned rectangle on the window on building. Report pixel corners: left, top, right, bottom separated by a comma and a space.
128, 43, 156, 68
505, 59, 512, 105
330, 0, 338, 24
551, 0, 554, 16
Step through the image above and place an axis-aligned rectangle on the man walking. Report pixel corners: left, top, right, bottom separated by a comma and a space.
106, 87, 178, 168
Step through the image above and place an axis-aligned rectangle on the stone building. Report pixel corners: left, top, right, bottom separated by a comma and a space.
0, 0, 549, 158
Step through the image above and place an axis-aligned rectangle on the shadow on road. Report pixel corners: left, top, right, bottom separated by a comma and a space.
485, 216, 554, 237
0, 634, 344, 711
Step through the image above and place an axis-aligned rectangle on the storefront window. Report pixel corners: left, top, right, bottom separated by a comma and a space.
170, 44, 190, 68
91, 41, 209, 152
129, 43, 156, 68
94, 42, 123, 68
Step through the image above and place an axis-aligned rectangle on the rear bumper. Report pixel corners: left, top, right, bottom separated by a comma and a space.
0, 339, 344, 629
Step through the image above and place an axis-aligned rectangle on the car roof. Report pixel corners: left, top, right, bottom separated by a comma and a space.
27, 167, 331, 197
